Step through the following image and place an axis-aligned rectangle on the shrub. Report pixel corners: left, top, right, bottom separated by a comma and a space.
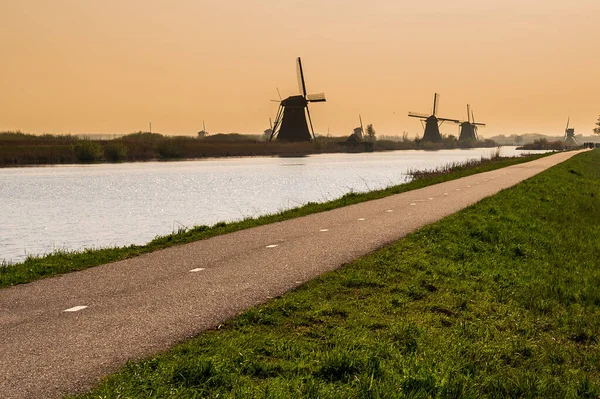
104, 142, 129, 162
74, 140, 103, 162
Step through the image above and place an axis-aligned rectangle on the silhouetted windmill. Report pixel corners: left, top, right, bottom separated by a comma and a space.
563, 117, 579, 147
269, 57, 326, 142
458, 104, 485, 142
408, 93, 460, 142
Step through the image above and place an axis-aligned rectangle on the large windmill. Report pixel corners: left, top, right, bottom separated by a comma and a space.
458, 104, 485, 143
408, 93, 460, 142
563, 117, 579, 147
269, 57, 326, 142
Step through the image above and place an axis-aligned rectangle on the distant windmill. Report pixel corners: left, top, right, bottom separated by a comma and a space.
408, 93, 461, 142
563, 117, 579, 147
348, 114, 365, 141
198, 120, 208, 138
269, 57, 326, 142
458, 104, 486, 142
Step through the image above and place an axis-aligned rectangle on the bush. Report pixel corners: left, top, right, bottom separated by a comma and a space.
74, 140, 103, 162
104, 142, 129, 162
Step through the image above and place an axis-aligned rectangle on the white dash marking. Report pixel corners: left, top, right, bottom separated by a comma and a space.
428, 197, 434, 200
386, 209, 394, 213
295, 281, 302, 284
455, 188, 461, 191
358, 218, 366, 221
266, 244, 278, 248
319, 229, 329, 232
64, 306, 87, 313
467, 185, 471, 188
410, 203, 416, 206
190, 268, 205, 272
443, 193, 448, 196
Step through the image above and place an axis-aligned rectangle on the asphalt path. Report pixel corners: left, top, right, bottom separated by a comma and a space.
0, 150, 585, 398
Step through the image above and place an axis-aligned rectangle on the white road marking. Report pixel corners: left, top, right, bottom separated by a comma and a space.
467, 185, 471, 188
455, 188, 461, 191
319, 229, 329, 232
410, 203, 416, 206
358, 218, 366, 221
189, 268, 205, 272
386, 209, 394, 212
64, 306, 87, 313
428, 197, 434, 200
266, 244, 278, 248
295, 281, 302, 284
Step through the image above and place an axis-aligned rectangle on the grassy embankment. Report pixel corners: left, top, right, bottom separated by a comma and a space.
0, 152, 551, 288
72, 149, 600, 398
0, 131, 497, 167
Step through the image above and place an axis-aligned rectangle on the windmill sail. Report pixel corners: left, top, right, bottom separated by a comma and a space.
306, 93, 326, 102
296, 57, 307, 97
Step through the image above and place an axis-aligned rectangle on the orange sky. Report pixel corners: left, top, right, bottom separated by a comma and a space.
1, 0, 599, 138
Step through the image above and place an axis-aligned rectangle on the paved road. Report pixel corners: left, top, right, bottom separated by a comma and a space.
0, 150, 585, 398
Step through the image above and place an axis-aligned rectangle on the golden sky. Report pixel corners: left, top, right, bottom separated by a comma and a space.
1, 0, 599, 138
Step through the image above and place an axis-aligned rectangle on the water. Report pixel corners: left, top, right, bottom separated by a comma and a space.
1, 147, 546, 263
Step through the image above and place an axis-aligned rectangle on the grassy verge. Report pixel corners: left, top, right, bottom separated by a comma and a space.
72, 149, 599, 398
0, 153, 552, 289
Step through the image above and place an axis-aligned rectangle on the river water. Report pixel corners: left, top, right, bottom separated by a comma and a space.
1, 147, 546, 263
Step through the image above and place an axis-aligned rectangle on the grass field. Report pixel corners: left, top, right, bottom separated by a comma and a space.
70, 150, 600, 398
0, 153, 550, 289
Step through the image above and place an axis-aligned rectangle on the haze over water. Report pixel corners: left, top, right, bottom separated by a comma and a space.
1, 148, 547, 264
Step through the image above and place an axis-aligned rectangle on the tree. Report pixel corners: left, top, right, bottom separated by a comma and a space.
594, 115, 600, 135
366, 124, 376, 141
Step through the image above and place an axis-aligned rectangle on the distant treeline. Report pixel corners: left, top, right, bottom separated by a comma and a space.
0, 131, 498, 167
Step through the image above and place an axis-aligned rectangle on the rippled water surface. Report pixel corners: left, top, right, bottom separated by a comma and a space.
1, 147, 545, 263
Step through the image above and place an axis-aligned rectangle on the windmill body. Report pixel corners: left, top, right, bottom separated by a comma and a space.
277, 95, 312, 142
270, 58, 326, 142
408, 93, 460, 142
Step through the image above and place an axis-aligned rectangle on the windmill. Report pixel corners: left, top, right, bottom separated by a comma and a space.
269, 57, 326, 142
408, 93, 460, 142
198, 120, 208, 138
563, 117, 579, 147
348, 114, 365, 142
458, 104, 486, 142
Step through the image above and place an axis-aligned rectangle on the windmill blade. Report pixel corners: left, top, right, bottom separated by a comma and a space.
433, 93, 439, 116
269, 117, 273, 131
438, 117, 461, 123
296, 57, 307, 98
305, 105, 316, 140
269, 105, 284, 141
473, 123, 486, 127
474, 125, 479, 141
408, 112, 429, 119
565, 117, 570, 132
276, 87, 282, 101
466, 104, 471, 123
471, 110, 476, 124
359, 114, 364, 137
306, 93, 326, 102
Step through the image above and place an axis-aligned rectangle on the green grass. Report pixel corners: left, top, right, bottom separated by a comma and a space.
71, 150, 600, 398
0, 153, 551, 289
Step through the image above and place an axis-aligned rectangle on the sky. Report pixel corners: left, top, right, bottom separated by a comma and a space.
1, 0, 599, 138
